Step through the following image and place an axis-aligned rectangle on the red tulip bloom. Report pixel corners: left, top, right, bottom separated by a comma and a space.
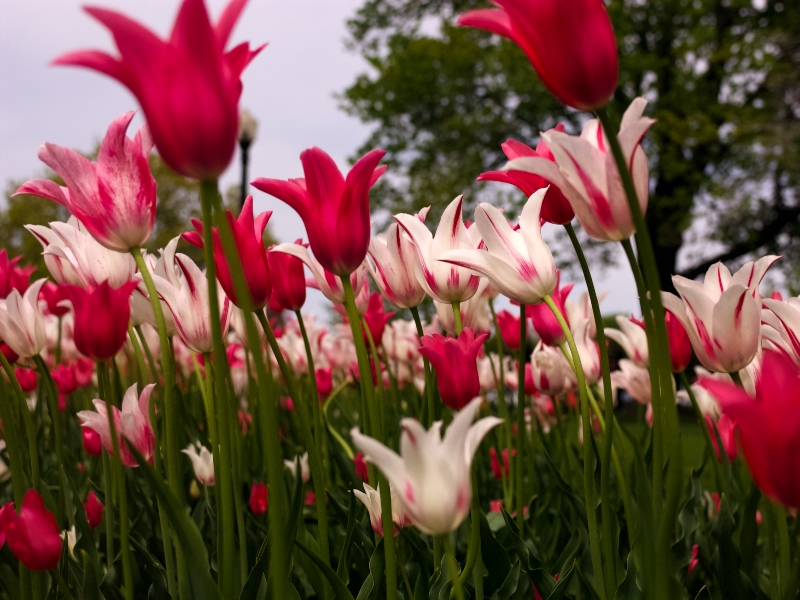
252, 146, 386, 276
705, 414, 738, 463
62, 281, 138, 361
0, 343, 19, 365
74, 358, 95, 389
496, 309, 522, 351
0, 490, 63, 571
529, 272, 573, 346
268, 240, 307, 312
39, 282, 71, 318
665, 309, 692, 373
419, 328, 488, 410
15, 368, 38, 393
84, 491, 104, 529
490, 447, 512, 479
458, 0, 618, 111
354, 452, 369, 483
184, 196, 272, 310
363, 293, 395, 346
0, 250, 35, 299
699, 350, 800, 508
478, 132, 574, 225
249, 483, 268, 516
54, 0, 264, 180
316, 368, 333, 402
51, 364, 79, 396
688, 544, 699, 576
83, 427, 103, 457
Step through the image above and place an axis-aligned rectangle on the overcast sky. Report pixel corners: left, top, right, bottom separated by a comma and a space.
0, 0, 640, 319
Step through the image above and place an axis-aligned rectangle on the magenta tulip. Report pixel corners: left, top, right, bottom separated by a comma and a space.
84, 491, 104, 529
529, 271, 573, 346
419, 328, 488, 410
0, 490, 63, 571
268, 240, 307, 312
249, 482, 268, 516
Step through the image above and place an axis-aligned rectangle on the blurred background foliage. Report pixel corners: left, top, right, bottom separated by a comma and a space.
340, 0, 800, 291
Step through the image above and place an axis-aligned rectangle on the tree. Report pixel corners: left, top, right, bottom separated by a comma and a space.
341, 0, 800, 289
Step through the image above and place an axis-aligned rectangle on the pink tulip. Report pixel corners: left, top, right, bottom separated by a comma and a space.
0, 280, 48, 359
496, 310, 522, 351
14, 368, 38, 393
362, 293, 395, 346
84, 491, 104, 529
17, 113, 156, 251
54, 0, 264, 180
268, 240, 307, 312
665, 310, 693, 373
367, 222, 427, 309
458, 0, 618, 111
705, 414, 738, 463
528, 341, 571, 396
51, 364, 79, 396
605, 316, 649, 368
252, 146, 386, 276
478, 131, 574, 224
184, 196, 272, 310
688, 544, 699, 576
354, 452, 369, 483
419, 328, 487, 410
489, 448, 512, 480
611, 359, 651, 405
316, 368, 333, 402
39, 282, 70, 318
0, 490, 63, 571
78, 383, 156, 467
249, 482, 268, 516
0, 250, 35, 299
83, 427, 102, 457
61, 281, 138, 361
699, 350, 800, 508
528, 271, 573, 346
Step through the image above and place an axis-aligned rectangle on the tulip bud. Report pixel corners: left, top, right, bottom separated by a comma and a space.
354, 452, 369, 483
419, 328, 488, 411
84, 491, 104, 529
665, 310, 692, 372
0, 490, 63, 571
268, 240, 307, 312
316, 368, 333, 403
14, 368, 37, 393
82, 427, 102, 457
528, 272, 572, 347
496, 310, 521, 351
249, 483, 269, 516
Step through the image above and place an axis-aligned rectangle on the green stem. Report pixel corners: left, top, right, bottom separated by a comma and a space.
451, 301, 463, 336
766, 504, 780, 600
296, 311, 328, 485
101, 452, 114, 575
127, 324, 149, 384
51, 567, 76, 600
544, 295, 605, 597
515, 304, 527, 531
441, 534, 465, 600
729, 370, 744, 388
489, 300, 512, 475
552, 395, 573, 481
679, 371, 724, 491
134, 325, 158, 383
33, 355, 67, 525
410, 305, 436, 428
454, 468, 481, 592
200, 353, 224, 570
0, 360, 32, 494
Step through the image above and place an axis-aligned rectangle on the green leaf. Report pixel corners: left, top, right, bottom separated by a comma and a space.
81, 550, 104, 600
546, 560, 576, 600
693, 587, 712, 600
295, 538, 356, 600
240, 534, 269, 600
490, 562, 521, 600
336, 491, 359, 585
479, 511, 512, 594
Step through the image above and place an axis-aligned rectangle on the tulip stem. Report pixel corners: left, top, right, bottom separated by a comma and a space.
451, 302, 463, 336
51, 567, 75, 600
544, 295, 606, 598
0, 357, 33, 492
441, 534, 465, 600
200, 353, 224, 567
678, 371, 724, 491
729, 370, 744, 389
134, 325, 158, 383
488, 300, 513, 480
552, 395, 573, 480
127, 324, 149, 384
773, 503, 791, 597
515, 304, 527, 532
454, 467, 482, 592
101, 451, 115, 574
410, 306, 437, 428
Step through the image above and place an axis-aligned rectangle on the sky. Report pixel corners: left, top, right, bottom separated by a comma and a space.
0, 0, 640, 319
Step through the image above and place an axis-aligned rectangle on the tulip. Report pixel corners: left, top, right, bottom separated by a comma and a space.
762, 295, 800, 367
183, 195, 272, 310
529, 341, 571, 396
438, 189, 557, 305
268, 239, 307, 312
605, 316, 648, 368
478, 131, 574, 224
688, 544, 699, 576
363, 293, 395, 346
505, 98, 654, 242
249, 482, 268, 516
496, 310, 522, 351
0, 343, 19, 365
77, 383, 156, 467
353, 483, 406, 536
569, 317, 602, 385
354, 452, 369, 483
26, 218, 137, 289
351, 397, 502, 535
84, 491, 104, 529
74, 358, 95, 389
0, 250, 35, 299
367, 223, 427, 309
316, 368, 333, 402
39, 282, 70, 318
662, 257, 778, 373
565, 289, 607, 340
284, 453, 310, 483
0, 279, 48, 358
15, 368, 38, 394
489, 447, 512, 480
130, 239, 178, 335
252, 146, 386, 276
152, 245, 232, 354
665, 309, 693, 372
60, 281, 138, 361
528, 271, 573, 346
183, 442, 215, 486
610, 359, 651, 405
699, 350, 800, 508
435, 278, 493, 336
394, 196, 482, 304
0, 490, 63, 571
419, 328, 488, 410
458, 0, 617, 111
83, 427, 103, 457
16, 113, 156, 251
55, 0, 264, 180
51, 363, 79, 396
704, 414, 737, 463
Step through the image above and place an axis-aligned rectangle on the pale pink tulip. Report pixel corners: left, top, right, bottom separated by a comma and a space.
605, 315, 648, 368
0, 280, 48, 358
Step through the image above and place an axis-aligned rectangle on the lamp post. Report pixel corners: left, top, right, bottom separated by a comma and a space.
238, 109, 258, 211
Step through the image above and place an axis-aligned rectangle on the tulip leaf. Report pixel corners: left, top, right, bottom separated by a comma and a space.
129, 536, 169, 600
500, 509, 555, 596
615, 537, 641, 600
574, 561, 602, 600
126, 440, 222, 600
81, 550, 103, 600
490, 562, 520, 600
295, 538, 356, 600
336, 491, 358, 584
545, 560, 576, 600
240, 534, 269, 600
479, 511, 512, 594
738, 486, 761, 574
542, 449, 587, 527
693, 587, 711, 600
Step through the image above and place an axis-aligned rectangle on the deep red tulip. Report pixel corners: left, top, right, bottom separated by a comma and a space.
699, 350, 800, 508
83, 427, 103, 457
478, 131, 574, 225
688, 544, 699, 576
419, 328, 488, 410
665, 309, 692, 373
183, 196, 272, 310
249, 482, 268, 516
496, 310, 521, 351
490, 447, 512, 479
39, 282, 70, 318
51, 364, 79, 396
316, 368, 333, 402
354, 452, 369, 483
363, 293, 395, 346
529, 271, 573, 346
54, 0, 264, 180
14, 368, 38, 393
84, 491, 104, 529
0, 490, 63, 571
0, 343, 19, 365
61, 281, 138, 361
280, 397, 294, 412
770, 291, 783, 301
268, 240, 307, 312
252, 146, 386, 276
523, 363, 536, 395
705, 414, 738, 463
0, 250, 35, 299
458, 0, 618, 111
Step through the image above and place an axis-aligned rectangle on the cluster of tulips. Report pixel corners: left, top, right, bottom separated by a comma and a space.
1, 0, 798, 599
